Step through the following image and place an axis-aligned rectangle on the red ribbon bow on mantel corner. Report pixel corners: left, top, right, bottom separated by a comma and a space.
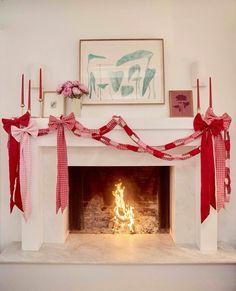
194, 113, 224, 223
2, 111, 31, 212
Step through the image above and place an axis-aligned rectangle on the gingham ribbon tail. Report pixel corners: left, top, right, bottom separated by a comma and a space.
11, 120, 39, 221
48, 113, 76, 213
204, 108, 232, 211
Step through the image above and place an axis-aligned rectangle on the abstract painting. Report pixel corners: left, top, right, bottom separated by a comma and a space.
79, 39, 165, 104
169, 90, 193, 117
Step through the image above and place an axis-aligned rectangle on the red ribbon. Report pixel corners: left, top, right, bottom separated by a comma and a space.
2, 112, 30, 212
48, 113, 76, 213
204, 108, 232, 210
194, 113, 224, 222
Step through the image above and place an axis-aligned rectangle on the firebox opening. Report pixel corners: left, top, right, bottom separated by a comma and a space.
69, 166, 170, 234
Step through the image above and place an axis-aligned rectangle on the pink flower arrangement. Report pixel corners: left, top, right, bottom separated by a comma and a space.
56, 80, 89, 99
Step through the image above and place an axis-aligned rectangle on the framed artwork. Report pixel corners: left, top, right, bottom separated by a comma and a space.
43, 91, 65, 117
169, 90, 193, 117
79, 39, 165, 104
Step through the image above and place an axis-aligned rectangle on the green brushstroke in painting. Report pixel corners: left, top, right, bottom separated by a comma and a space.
116, 50, 153, 66
87, 54, 106, 98
142, 68, 156, 96
121, 85, 134, 96
98, 83, 109, 89
89, 72, 96, 98
88, 53, 106, 62
128, 64, 141, 81
109, 71, 124, 92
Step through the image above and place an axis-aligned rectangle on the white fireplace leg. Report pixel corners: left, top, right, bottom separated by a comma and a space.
199, 210, 217, 252
21, 141, 43, 250
195, 158, 218, 252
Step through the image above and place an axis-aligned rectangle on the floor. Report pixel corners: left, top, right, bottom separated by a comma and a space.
1, 263, 236, 291
1, 233, 236, 264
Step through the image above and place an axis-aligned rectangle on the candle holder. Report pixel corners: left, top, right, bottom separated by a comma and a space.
21, 104, 25, 116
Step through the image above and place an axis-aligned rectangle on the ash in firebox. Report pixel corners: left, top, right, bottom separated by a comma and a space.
82, 195, 160, 234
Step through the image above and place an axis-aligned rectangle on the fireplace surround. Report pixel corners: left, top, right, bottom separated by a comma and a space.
20, 117, 217, 252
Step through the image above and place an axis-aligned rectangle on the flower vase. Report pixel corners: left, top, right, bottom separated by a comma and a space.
65, 98, 82, 117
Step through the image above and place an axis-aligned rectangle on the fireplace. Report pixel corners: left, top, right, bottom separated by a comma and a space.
69, 166, 170, 234
18, 117, 217, 252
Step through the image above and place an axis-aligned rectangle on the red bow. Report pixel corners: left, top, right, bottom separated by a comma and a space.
48, 113, 76, 131
48, 113, 76, 213
2, 112, 30, 212
193, 113, 224, 222
194, 113, 224, 135
2, 112, 30, 133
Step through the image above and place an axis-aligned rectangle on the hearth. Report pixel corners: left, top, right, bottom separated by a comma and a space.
69, 166, 170, 234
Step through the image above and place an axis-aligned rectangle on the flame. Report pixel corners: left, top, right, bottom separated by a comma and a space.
112, 182, 135, 233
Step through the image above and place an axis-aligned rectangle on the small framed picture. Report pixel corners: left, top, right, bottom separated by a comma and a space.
169, 90, 193, 117
43, 91, 65, 117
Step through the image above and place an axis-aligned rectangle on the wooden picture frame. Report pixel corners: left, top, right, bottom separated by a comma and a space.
169, 90, 193, 117
79, 39, 165, 104
43, 91, 65, 117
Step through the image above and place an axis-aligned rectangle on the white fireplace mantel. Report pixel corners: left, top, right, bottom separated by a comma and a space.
36, 116, 195, 130
22, 117, 217, 252
35, 117, 198, 147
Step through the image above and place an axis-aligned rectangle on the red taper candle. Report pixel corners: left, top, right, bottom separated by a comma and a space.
197, 78, 200, 111
21, 74, 24, 106
39, 68, 43, 101
209, 77, 212, 108
28, 79, 31, 112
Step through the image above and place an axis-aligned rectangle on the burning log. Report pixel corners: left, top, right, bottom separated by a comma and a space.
112, 182, 135, 234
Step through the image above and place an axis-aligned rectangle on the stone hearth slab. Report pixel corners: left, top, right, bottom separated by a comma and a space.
1, 234, 236, 264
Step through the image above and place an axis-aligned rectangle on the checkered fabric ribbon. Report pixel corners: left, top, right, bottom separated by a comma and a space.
11, 120, 39, 221
2, 112, 30, 212
48, 113, 76, 213
225, 131, 231, 201
204, 107, 232, 211
194, 113, 222, 222
73, 115, 202, 160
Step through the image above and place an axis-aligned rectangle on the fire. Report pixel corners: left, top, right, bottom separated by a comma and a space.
112, 182, 135, 233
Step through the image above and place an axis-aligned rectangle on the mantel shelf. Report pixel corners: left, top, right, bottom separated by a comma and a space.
33, 117, 194, 130
31, 117, 197, 148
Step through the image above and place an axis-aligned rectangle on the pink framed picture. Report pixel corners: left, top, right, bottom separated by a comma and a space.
169, 90, 193, 117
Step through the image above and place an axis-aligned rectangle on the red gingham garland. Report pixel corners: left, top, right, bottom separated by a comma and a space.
39, 115, 203, 160
72, 115, 202, 160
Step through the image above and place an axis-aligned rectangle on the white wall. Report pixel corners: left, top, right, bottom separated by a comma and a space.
0, 0, 236, 249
